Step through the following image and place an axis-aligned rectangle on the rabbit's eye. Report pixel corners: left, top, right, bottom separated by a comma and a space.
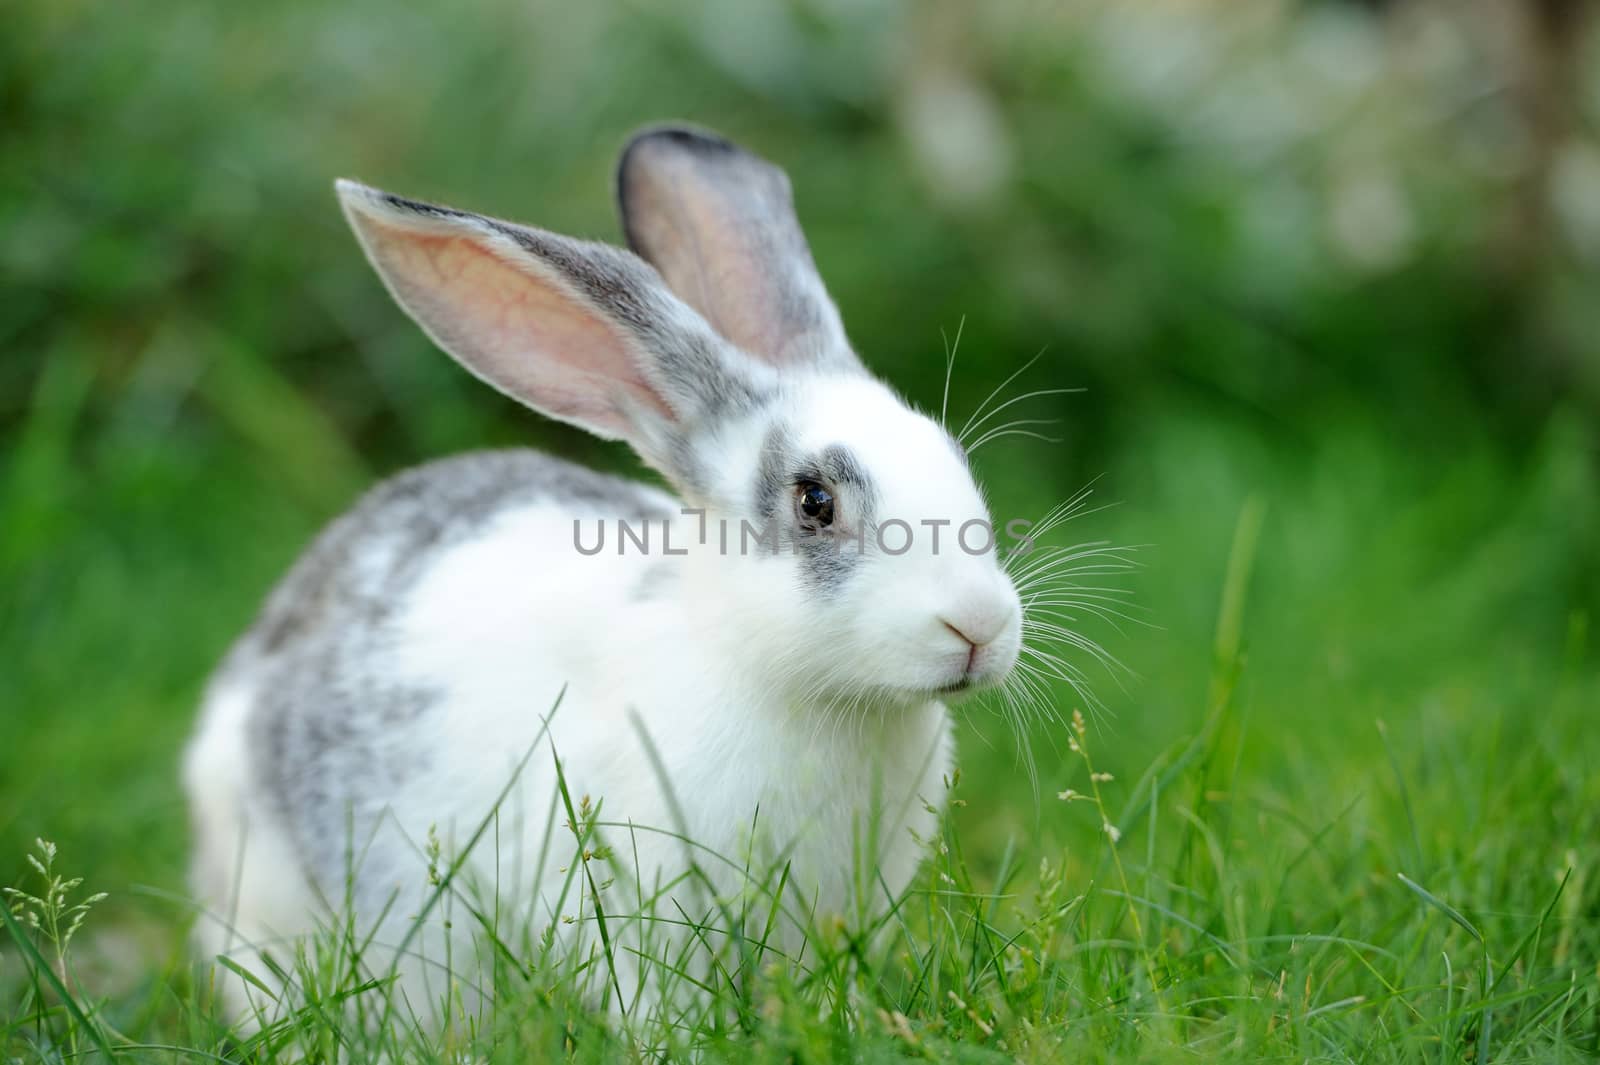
797, 483, 835, 527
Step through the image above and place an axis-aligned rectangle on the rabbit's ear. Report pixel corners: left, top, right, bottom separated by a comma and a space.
338, 180, 771, 479
616, 125, 859, 374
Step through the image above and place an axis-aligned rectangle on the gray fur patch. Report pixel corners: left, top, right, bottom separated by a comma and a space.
630, 561, 679, 602
793, 442, 876, 595
752, 421, 794, 523
235, 449, 671, 896
813, 444, 872, 494
746, 428, 877, 596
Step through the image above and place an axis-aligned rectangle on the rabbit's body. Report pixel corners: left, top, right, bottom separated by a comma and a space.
187, 446, 952, 1014
186, 126, 1017, 1023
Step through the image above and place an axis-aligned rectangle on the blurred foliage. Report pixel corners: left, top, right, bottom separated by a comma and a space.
8, 0, 1600, 473
2, 0, 1598, 977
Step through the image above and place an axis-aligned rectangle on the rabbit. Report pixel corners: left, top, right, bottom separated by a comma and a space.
182, 124, 1024, 1025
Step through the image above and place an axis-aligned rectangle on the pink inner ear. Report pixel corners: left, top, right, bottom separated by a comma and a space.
630, 173, 789, 365
673, 198, 790, 363
359, 217, 674, 438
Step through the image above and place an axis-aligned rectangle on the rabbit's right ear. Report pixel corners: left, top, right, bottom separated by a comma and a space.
337, 180, 771, 482
617, 126, 860, 374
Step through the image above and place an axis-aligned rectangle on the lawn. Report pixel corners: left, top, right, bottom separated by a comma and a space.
4, 0, 1598, 1060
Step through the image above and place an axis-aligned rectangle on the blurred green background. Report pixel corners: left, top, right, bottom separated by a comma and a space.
3, 0, 1597, 976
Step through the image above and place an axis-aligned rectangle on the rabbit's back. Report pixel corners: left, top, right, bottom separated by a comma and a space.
243, 449, 668, 662
185, 449, 676, 968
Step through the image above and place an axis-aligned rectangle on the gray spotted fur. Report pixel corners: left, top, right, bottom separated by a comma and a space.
748, 423, 877, 595
226, 449, 671, 896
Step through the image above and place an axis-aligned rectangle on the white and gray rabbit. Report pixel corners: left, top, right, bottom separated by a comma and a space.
183, 125, 1023, 1023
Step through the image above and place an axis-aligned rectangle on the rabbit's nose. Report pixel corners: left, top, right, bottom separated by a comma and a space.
942, 619, 985, 651
940, 601, 1013, 650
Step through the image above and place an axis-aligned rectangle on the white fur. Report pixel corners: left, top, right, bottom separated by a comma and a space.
184, 678, 321, 1021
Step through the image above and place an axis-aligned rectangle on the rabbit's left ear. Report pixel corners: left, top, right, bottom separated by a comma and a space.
617, 125, 861, 374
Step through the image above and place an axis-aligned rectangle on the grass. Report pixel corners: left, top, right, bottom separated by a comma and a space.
3, 397, 1597, 1061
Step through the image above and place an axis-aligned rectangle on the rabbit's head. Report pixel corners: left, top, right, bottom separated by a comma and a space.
338, 125, 1021, 704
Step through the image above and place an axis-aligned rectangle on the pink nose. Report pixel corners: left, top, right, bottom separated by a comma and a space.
941, 605, 1009, 649
943, 620, 982, 671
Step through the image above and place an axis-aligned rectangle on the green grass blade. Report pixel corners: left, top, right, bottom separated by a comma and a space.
0, 902, 117, 1061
